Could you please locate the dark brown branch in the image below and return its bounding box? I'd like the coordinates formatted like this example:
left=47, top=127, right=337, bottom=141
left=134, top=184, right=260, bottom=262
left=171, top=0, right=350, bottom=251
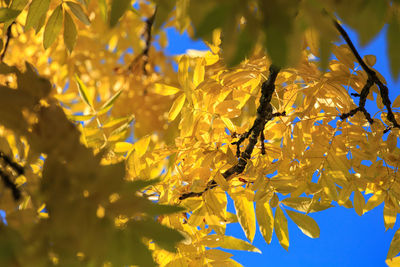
left=0, top=169, right=20, bottom=201
left=334, top=19, right=400, bottom=132
left=128, top=7, right=157, bottom=75
left=0, top=22, right=14, bottom=62
left=179, top=65, right=281, bottom=200
left=0, top=151, right=23, bottom=201
left=0, top=151, right=24, bottom=175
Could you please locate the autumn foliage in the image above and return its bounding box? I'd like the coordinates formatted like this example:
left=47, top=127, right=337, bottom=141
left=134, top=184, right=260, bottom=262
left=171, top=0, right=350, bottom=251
left=0, top=0, right=400, bottom=266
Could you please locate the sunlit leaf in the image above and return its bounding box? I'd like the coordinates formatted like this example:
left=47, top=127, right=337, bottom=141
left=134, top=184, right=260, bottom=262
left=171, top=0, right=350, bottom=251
left=134, top=135, right=151, bottom=157
left=256, top=199, right=274, bottom=244
left=99, top=89, right=123, bottom=112
left=286, top=210, right=320, bottom=238
left=232, top=189, right=256, bottom=242
left=154, top=83, right=181, bottom=96
left=168, top=94, right=186, bottom=121
left=275, top=206, right=289, bottom=251
left=75, top=75, right=93, bottom=108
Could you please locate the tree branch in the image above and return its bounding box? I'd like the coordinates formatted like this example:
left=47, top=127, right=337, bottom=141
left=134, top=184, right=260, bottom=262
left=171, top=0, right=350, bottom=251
left=0, top=22, right=14, bottom=62
left=128, top=7, right=157, bottom=75
left=334, top=19, right=400, bottom=132
left=179, top=65, right=281, bottom=200
left=0, top=151, right=23, bottom=201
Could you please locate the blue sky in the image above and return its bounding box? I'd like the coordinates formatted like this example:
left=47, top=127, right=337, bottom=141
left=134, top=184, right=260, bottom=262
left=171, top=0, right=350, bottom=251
left=161, top=25, right=400, bottom=266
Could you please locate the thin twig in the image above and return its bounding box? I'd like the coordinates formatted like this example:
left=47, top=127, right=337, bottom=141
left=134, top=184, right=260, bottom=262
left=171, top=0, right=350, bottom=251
left=334, top=19, right=400, bottom=132
left=0, top=22, right=14, bottom=62
left=0, top=151, right=23, bottom=201
left=128, top=7, right=157, bottom=75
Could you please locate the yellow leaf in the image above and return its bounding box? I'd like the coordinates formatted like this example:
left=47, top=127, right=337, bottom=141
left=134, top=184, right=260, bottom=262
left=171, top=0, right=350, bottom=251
left=205, top=249, right=233, bottom=261
left=354, top=189, right=365, bottom=216
left=256, top=199, right=274, bottom=244
left=181, top=110, right=194, bottom=137
left=203, top=235, right=261, bottom=253
left=363, top=55, right=376, bottom=67
left=178, top=55, right=189, bottom=86
left=384, top=198, right=397, bottom=230
left=281, top=197, right=312, bottom=213
left=193, top=58, right=205, bottom=87
left=114, top=142, right=133, bottom=153
left=386, top=256, right=400, bottom=266
left=322, top=175, right=338, bottom=201
left=275, top=206, right=289, bottom=251
left=393, top=94, right=400, bottom=108
left=286, top=210, right=320, bottom=238
left=215, top=100, right=241, bottom=118
left=75, top=75, right=93, bottom=108
left=338, top=184, right=353, bottom=206
left=232, top=188, right=256, bottom=242
left=168, top=94, right=186, bottom=121
left=214, top=172, right=229, bottom=191
left=221, top=117, right=236, bottom=132
left=364, top=190, right=386, bottom=213
left=204, top=189, right=227, bottom=219
left=388, top=228, right=400, bottom=259
left=154, top=83, right=181, bottom=96
left=134, top=135, right=151, bottom=157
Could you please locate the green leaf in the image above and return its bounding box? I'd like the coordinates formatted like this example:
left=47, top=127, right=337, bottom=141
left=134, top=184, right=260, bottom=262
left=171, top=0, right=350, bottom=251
left=227, top=25, right=255, bottom=67
left=153, top=0, right=175, bottom=30
left=286, top=210, right=320, bottom=238
left=75, top=75, right=93, bottom=107
left=43, top=5, right=63, bottom=49
left=388, top=13, right=400, bottom=81
left=109, top=0, right=131, bottom=27
left=66, top=1, right=90, bottom=26
left=25, top=0, right=50, bottom=31
left=129, top=219, right=184, bottom=252
left=9, top=0, right=28, bottom=11
left=63, top=11, right=77, bottom=53
left=0, top=8, right=20, bottom=23
left=195, top=4, right=229, bottom=39
left=145, top=201, right=185, bottom=216
left=99, top=89, right=123, bottom=112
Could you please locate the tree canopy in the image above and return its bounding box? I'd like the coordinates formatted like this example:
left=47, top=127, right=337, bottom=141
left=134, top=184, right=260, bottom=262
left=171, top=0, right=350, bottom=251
left=0, top=0, right=400, bottom=266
